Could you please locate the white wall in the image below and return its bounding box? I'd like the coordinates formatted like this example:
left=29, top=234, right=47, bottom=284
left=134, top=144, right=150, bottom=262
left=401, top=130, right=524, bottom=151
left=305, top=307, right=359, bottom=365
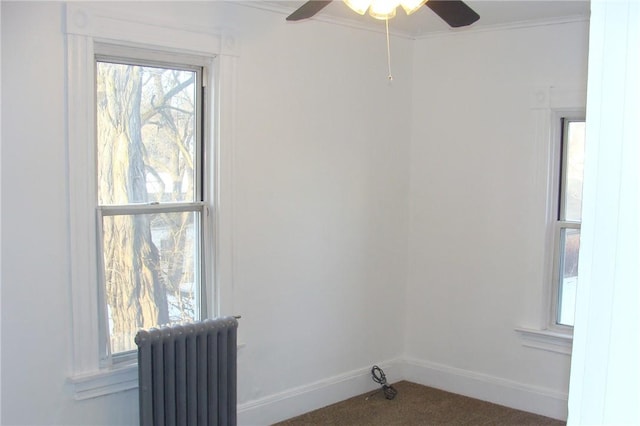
left=1, top=2, right=592, bottom=425
left=229, top=2, right=413, bottom=421
left=1, top=2, right=412, bottom=425
left=1, top=2, right=78, bottom=423
left=405, top=20, right=589, bottom=419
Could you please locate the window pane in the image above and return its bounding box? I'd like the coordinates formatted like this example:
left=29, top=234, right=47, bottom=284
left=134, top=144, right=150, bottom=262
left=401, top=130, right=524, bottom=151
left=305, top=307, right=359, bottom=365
left=557, top=228, right=580, bottom=326
left=562, top=121, right=586, bottom=222
left=102, top=211, right=201, bottom=354
left=96, top=61, right=198, bottom=205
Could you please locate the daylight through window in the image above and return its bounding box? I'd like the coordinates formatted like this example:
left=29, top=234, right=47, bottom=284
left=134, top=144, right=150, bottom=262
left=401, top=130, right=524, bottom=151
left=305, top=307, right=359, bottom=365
left=554, top=118, right=585, bottom=327
left=95, top=58, right=206, bottom=358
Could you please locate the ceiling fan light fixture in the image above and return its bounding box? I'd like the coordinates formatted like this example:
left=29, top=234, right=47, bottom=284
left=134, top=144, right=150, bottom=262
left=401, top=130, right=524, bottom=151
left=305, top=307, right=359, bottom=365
left=343, top=0, right=427, bottom=20
left=289, top=0, right=479, bottom=28
left=368, top=0, right=398, bottom=20
left=399, top=0, right=427, bottom=15
left=343, top=0, right=371, bottom=15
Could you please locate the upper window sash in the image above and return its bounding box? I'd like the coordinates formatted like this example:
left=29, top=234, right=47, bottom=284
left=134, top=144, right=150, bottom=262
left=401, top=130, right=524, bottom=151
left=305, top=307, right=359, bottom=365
left=94, top=55, right=205, bottom=208
left=94, top=55, right=205, bottom=210
left=558, top=117, right=586, bottom=223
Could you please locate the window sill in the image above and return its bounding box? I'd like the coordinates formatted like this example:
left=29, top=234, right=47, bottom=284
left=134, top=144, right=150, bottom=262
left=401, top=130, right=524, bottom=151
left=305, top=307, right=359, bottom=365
left=68, top=364, right=138, bottom=400
left=67, top=341, right=245, bottom=400
left=515, top=327, right=573, bottom=355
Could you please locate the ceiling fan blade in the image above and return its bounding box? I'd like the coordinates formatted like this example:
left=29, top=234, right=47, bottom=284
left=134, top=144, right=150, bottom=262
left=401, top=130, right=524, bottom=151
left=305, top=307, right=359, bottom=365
left=286, top=0, right=333, bottom=21
left=425, top=0, right=479, bottom=28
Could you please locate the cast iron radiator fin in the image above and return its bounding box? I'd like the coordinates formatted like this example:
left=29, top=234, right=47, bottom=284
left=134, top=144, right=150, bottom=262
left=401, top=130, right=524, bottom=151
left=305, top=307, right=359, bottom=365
left=135, top=317, right=238, bottom=426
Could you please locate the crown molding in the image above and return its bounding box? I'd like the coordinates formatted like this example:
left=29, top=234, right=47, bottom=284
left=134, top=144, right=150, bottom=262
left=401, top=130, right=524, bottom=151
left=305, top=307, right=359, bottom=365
left=237, top=2, right=588, bottom=41
left=414, top=15, right=589, bottom=40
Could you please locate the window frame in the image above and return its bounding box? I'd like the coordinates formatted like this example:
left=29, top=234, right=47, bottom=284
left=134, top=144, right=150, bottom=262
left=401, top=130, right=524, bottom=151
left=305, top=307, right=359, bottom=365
left=549, top=114, right=585, bottom=332
left=94, top=53, right=209, bottom=365
left=64, top=3, right=238, bottom=399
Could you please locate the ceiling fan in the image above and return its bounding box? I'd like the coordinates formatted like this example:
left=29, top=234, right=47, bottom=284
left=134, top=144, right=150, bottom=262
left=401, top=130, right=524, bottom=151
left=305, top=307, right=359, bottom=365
left=286, top=0, right=480, bottom=28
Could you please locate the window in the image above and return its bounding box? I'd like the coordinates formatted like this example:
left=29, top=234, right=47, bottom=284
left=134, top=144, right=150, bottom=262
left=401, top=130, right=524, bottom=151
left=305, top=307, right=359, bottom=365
left=95, top=57, right=208, bottom=362
left=65, top=3, right=237, bottom=399
left=516, top=89, right=585, bottom=353
left=551, top=117, right=586, bottom=328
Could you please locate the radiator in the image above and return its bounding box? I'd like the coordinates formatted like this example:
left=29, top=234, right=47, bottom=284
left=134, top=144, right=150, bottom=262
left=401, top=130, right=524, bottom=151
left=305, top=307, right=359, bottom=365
left=135, top=317, right=238, bottom=426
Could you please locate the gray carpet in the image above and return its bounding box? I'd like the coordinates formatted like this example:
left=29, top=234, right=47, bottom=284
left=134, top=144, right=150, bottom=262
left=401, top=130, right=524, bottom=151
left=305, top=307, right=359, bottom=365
left=274, top=381, right=565, bottom=425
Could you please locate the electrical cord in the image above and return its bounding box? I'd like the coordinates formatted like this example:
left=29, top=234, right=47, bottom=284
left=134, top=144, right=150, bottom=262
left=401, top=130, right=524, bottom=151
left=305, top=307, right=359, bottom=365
left=370, top=365, right=397, bottom=400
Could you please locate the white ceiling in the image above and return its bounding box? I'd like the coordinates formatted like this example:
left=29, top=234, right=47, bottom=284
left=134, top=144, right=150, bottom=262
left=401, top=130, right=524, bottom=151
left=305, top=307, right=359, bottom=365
left=257, top=0, right=590, bottom=38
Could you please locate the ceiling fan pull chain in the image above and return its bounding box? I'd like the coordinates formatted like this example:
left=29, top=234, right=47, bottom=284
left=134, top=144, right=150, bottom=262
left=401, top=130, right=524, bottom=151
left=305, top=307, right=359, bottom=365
left=385, top=17, right=393, bottom=82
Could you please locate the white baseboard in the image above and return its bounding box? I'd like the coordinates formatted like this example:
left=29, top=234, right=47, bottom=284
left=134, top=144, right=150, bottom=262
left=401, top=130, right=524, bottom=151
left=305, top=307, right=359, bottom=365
left=401, top=357, right=568, bottom=421
left=237, top=360, right=403, bottom=425
left=237, top=357, right=567, bottom=424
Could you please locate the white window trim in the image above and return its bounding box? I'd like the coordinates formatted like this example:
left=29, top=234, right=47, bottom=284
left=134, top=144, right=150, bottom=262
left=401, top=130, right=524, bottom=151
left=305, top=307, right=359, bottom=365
left=65, top=3, right=238, bottom=399
left=516, top=87, right=585, bottom=355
